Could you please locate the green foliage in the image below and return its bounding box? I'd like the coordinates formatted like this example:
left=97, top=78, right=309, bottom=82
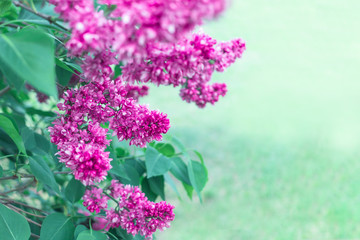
left=0, top=114, right=26, bottom=153
left=29, top=156, right=59, bottom=194
left=77, top=230, right=108, bottom=240
left=145, top=146, right=171, bottom=178
left=187, top=160, right=208, bottom=199
left=170, top=157, right=191, bottom=185
left=148, top=175, right=165, bottom=200
left=0, top=0, right=12, bottom=16
left=0, top=28, right=57, bottom=98
left=0, top=2, right=210, bottom=239
left=65, top=178, right=86, bottom=203
left=74, top=225, right=88, bottom=239
left=154, top=143, right=176, bottom=157
left=0, top=203, right=31, bottom=240
left=39, top=213, right=75, bottom=240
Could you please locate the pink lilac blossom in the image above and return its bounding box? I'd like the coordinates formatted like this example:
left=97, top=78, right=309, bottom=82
left=49, top=55, right=170, bottom=184
left=83, top=187, right=109, bottom=213
left=57, top=142, right=112, bottom=185
left=80, top=181, right=174, bottom=237
left=103, top=180, right=175, bottom=239
left=49, top=0, right=226, bottom=62
left=47, top=1, right=244, bottom=237
left=121, top=33, right=246, bottom=107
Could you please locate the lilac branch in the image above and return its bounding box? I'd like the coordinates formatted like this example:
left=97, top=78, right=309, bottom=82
left=0, top=85, right=11, bottom=97
left=0, top=179, right=35, bottom=196
left=12, top=1, right=70, bottom=32
left=0, top=197, right=48, bottom=215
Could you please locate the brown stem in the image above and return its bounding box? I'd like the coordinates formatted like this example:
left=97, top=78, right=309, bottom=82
left=6, top=203, right=46, bottom=218
left=0, top=86, right=11, bottom=97
left=0, top=171, right=71, bottom=181
left=0, top=21, right=21, bottom=29
left=31, top=233, right=40, bottom=239
left=6, top=204, right=42, bottom=227
left=0, top=179, right=35, bottom=196
left=12, top=1, right=69, bottom=32
left=0, top=197, right=48, bottom=215
left=0, top=174, right=34, bottom=181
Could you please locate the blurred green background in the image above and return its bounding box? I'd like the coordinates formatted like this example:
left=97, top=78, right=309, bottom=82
left=145, top=1, right=360, bottom=239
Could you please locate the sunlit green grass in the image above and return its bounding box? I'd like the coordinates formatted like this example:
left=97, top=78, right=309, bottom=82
left=142, top=0, right=360, bottom=239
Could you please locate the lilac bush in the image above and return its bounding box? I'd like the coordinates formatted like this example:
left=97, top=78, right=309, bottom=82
left=0, top=0, right=245, bottom=239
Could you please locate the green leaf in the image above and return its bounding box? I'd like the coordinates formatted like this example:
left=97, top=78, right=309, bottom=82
left=126, top=158, right=146, bottom=176
left=39, top=213, right=75, bottom=240
left=17, top=3, right=65, bottom=32
left=145, top=146, right=171, bottom=178
left=55, top=58, right=75, bottom=74
left=116, top=228, right=145, bottom=240
left=0, top=165, right=3, bottom=177
left=182, top=183, right=193, bottom=200
left=0, top=0, right=12, bottom=16
left=141, top=177, right=158, bottom=201
left=55, top=58, right=74, bottom=86
left=77, top=232, right=96, bottom=240
left=77, top=230, right=107, bottom=240
left=0, top=114, right=26, bottom=153
left=21, top=127, right=36, bottom=151
left=113, top=163, right=139, bottom=186
left=34, top=133, right=50, bottom=153
left=29, top=156, right=60, bottom=194
left=193, top=150, right=204, bottom=165
left=109, top=161, right=130, bottom=181
left=92, top=231, right=108, bottom=240
left=115, top=147, right=128, bottom=158
left=0, top=203, right=31, bottom=240
left=169, top=157, right=191, bottom=185
left=64, top=62, right=82, bottom=73
left=25, top=107, right=57, bottom=117
left=187, top=160, right=208, bottom=202
left=113, top=63, right=123, bottom=79
left=164, top=173, right=181, bottom=199
left=0, top=4, right=18, bottom=20
left=155, top=143, right=175, bottom=157
left=0, top=28, right=57, bottom=98
left=148, top=176, right=165, bottom=200
left=65, top=178, right=85, bottom=203
left=74, top=225, right=87, bottom=239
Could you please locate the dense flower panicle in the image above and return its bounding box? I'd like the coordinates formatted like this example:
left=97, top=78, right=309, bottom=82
left=48, top=0, right=244, bottom=237
left=79, top=181, right=175, bottom=237
left=49, top=0, right=226, bottom=61
left=142, top=201, right=175, bottom=235
left=110, top=104, right=170, bottom=147
left=121, top=33, right=246, bottom=107
left=83, top=187, right=109, bottom=213
left=180, top=82, right=227, bottom=108
left=109, top=180, right=148, bottom=208
left=49, top=0, right=109, bottom=56
left=58, top=143, right=112, bottom=185
left=102, top=180, right=175, bottom=239
left=49, top=53, right=170, bottom=184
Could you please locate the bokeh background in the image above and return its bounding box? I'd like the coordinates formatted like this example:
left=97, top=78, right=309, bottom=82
left=143, top=1, right=360, bottom=239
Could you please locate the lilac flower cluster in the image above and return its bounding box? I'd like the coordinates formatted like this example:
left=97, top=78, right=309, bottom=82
left=122, top=33, right=246, bottom=107
left=49, top=55, right=170, bottom=185
left=83, top=181, right=175, bottom=239
left=49, top=0, right=226, bottom=61
left=47, top=0, right=245, bottom=237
